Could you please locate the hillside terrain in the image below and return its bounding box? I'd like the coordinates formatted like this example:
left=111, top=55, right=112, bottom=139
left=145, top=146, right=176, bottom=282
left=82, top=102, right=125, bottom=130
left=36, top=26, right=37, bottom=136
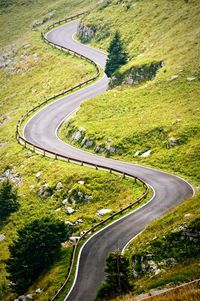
left=0, top=1, right=146, bottom=300
left=0, top=0, right=199, bottom=300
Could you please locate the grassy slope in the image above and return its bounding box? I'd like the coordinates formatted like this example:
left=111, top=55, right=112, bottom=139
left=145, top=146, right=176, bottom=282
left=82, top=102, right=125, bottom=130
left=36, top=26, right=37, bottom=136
left=60, top=0, right=200, bottom=184
left=59, top=0, right=200, bottom=298
left=109, top=193, right=200, bottom=301
left=0, top=1, right=145, bottom=300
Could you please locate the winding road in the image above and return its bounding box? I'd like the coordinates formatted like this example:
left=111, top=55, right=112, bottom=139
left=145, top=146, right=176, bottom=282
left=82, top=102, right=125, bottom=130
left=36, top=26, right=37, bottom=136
left=23, top=19, right=194, bottom=301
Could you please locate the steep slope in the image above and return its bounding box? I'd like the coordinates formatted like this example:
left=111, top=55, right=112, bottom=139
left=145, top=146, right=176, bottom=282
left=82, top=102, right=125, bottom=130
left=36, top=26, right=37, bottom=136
left=60, top=0, right=200, bottom=184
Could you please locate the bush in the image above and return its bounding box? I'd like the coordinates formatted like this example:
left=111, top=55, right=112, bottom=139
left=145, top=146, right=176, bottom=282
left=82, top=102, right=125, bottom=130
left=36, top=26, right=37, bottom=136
left=6, top=217, right=70, bottom=294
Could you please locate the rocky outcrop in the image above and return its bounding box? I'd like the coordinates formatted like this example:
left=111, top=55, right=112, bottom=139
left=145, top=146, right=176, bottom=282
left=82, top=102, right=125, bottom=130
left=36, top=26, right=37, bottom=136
left=131, top=223, right=200, bottom=279
left=0, top=169, right=21, bottom=185
left=110, top=61, right=164, bottom=88
left=77, top=22, right=95, bottom=43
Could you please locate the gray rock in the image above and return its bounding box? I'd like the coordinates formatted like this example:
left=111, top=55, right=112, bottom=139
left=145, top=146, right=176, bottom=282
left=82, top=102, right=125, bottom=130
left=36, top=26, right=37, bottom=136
left=134, top=150, right=142, bottom=157
left=35, top=171, right=41, bottom=179
left=26, top=294, right=33, bottom=300
left=187, top=77, right=196, bottom=81
left=0, top=234, right=5, bottom=241
left=56, top=182, right=63, bottom=190
left=65, top=206, right=75, bottom=214
left=0, top=169, right=21, bottom=185
left=84, top=139, right=94, bottom=148
left=78, top=22, right=94, bottom=41
left=140, top=150, right=151, bottom=158
left=168, top=137, right=176, bottom=147
left=35, top=288, right=42, bottom=294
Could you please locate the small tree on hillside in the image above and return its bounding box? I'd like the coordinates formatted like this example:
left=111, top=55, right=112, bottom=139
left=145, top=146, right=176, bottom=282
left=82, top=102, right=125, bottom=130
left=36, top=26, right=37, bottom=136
left=105, top=31, right=128, bottom=77
left=95, top=249, right=132, bottom=300
left=0, top=180, right=19, bottom=224
left=6, top=217, right=70, bottom=294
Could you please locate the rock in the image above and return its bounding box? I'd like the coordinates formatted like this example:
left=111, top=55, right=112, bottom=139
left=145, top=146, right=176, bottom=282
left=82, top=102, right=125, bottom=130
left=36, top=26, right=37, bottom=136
left=35, top=172, right=41, bottom=179
left=35, top=288, right=42, bottom=294
left=71, top=129, right=84, bottom=141
left=107, top=145, right=116, bottom=154
left=55, top=207, right=61, bottom=212
left=62, top=198, right=68, bottom=204
left=69, top=236, right=80, bottom=242
left=65, top=206, right=75, bottom=214
left=0, top=234, right=5, bottom=241
left=184, top=213, right=192, bottom=217
left=154, top=268, right=161, bottom=275
left=97, top=209, right=112, bottom=216
left=78, top=22, right=95, bottom=42
left=84, top=139, right=94, bottom=148
left=168, top=137, right=176, bottom=147
left=187, top=77, right=196, bottom=81
left=65, top=221, right=74, bottom=226
left=140, top=150, right=151, bottom=158
left=78, top=180, right=85, bottom=185
left=75, top=218, right=83, bottom=224
left=171, top=75, right=179, bottom=80
left=23, top=44, right=30, bottom=49
left=26, top=294, right=33, bottom=299
left=33, top=53, right=38, bottom=62
left=134, top=150, right=142, bottom=157
left=0, top=169, right=21, bottom=185
left=56, top=182, right=63, bottom=190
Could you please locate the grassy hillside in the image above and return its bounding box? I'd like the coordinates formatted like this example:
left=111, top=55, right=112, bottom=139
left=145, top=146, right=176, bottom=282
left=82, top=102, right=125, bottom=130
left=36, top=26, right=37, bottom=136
left=60, top=0, right=200, bottom=185
left=107, top=192, right=200, bottom=301
left=0, top=1, right=146, bottom=300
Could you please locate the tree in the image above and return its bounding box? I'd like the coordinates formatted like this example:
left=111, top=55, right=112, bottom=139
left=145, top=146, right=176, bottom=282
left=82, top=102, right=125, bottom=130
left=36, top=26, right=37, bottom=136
left=95, top=249, right=132, bottom=300
left=0, top=180, right=19, bottom=224
left=105, top=31, right=128, bottom=77
left=6, top=217, right=70, bottom=294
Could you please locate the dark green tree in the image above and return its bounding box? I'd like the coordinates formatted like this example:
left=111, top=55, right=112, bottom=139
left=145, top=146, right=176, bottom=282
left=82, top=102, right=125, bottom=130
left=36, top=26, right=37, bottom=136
left=95, top=249, right=132, bottom=300
left=0, top=180, right=19, bottom=224
left=6, top=217, right=70, bottom=294
left=105, top=31, right=128, bottom=77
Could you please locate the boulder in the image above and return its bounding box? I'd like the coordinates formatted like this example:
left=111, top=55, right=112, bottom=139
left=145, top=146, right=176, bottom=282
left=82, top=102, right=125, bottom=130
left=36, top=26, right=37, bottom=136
left=134, top=150, right=142, bottom=157
left=35, top=288, right=42, bottom=294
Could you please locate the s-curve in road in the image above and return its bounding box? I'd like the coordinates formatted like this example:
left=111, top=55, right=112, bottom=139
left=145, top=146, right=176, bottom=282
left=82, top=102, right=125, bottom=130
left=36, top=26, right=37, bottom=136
left=23, top=19, right=194, bottom=301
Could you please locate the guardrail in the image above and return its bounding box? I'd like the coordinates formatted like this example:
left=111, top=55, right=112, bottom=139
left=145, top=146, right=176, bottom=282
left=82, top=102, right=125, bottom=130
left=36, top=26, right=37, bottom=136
left=16, top=12, right=149, bottom=301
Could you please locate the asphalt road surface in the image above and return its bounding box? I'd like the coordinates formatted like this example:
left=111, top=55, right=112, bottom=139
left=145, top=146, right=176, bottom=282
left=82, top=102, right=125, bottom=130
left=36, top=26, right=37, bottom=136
left=23, top=20, right=194, bottom=301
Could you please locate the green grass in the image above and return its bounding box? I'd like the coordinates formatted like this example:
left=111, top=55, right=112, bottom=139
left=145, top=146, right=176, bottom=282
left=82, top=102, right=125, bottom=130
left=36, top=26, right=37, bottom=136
left=0, top=0, right=146, bottom=300
left=60, top=0, right=200, bottom=184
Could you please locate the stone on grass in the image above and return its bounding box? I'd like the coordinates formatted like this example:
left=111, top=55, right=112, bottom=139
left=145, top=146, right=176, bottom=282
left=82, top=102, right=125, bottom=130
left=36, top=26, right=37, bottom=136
left=35, top=288, right=42, bottom=294
left=171, top=75, right=179, bottom=80
left=26, top=294, right=33, bottom=299
left=78, top=180, right=85, bottom=185
left=140, top=150, right=151, bottom=158
left=187, top=77, right=196, bottom=81
left=0, top=234, right=5, bottom=241
left=55, top=182, right=63, bottom=190
left=97, top=209, right=112, bottom=216
left=75, top=218, right=83, bottom=225
left=134, top=150, right=141, bottom=157
left=168, top=137, right=176, bottom=147
left=35, top=172, right=41, bottom=178
left=62, top=198, right=68, bottom=204
left=65, top=206, right=75, bottom=215
left=69, top=236, right=80, bottom=243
